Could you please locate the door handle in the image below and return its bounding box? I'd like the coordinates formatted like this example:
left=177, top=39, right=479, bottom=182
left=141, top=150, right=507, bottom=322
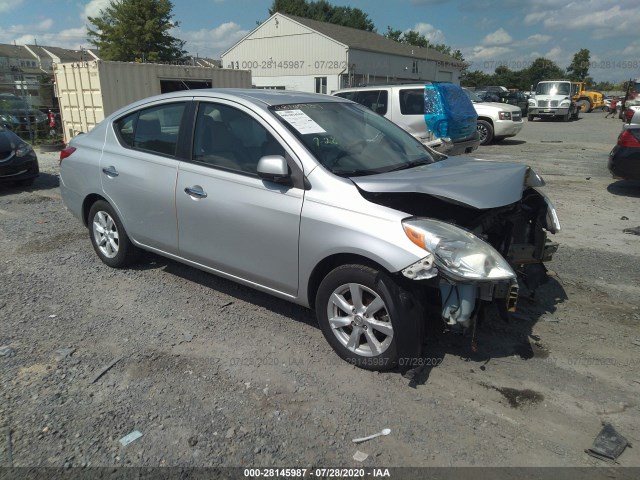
left=102, top=166, right=119, bottom=177
left=184, top=186, right=208, bottom=199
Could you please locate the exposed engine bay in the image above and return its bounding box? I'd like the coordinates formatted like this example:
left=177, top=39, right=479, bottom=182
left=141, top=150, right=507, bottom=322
left=352, top=158, right=560, bottom=333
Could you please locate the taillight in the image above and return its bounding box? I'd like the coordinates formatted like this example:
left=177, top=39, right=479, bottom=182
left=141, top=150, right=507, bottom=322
left=59, top=146, right=76, bottom=163
left=618, top=129, right=640, bottom=148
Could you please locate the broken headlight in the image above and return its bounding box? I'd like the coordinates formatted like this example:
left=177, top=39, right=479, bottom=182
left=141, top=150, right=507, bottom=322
left=402, top=218, right=516, bottom=282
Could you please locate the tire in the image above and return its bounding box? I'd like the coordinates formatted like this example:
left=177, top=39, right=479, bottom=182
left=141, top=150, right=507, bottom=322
left=476, top=120, right=494, bottom=145
left=572, top=108, right=579, bottom=120
left=315, top=264, right=423, bottom=371
left=528, top=114, right=534, bottom=121
left=562, top=113, right=570, bottom=122
left=88, top=200, right=138, bottom=268
left=576, top=100, right=590, bottom=112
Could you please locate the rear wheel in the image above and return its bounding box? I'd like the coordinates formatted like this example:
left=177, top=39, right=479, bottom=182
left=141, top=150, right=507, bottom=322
left=315, top=264, right=423, bottom=371
left=88, top=200, right=138, bottom=268
left=476, top=120, right=494, bottom=145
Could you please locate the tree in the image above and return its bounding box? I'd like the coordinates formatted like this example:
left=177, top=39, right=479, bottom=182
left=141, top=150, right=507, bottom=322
left=383, top=26, right=466, bottom=63
left=525, top=57, right=565, bottom=87
left=460, top=69, right=493, bottom=88
left=87, top=0, right=186, bottom=62
left=269, top=0, right=375, bottom=31
left=566, top=48, right=590, bottom=81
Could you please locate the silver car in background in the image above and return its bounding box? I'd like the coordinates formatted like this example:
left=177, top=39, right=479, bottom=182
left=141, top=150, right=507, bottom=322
left=59, top=89, right=560, bottom=371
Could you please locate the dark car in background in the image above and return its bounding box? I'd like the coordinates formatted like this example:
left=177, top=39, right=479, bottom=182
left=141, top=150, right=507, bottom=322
left=501, top=91, right=529, bottom=115
left=0, top=125, right=39, bottom=186
left=608, top=124, right=640, bottom=181
left=0, top=93, right=48, bottom=137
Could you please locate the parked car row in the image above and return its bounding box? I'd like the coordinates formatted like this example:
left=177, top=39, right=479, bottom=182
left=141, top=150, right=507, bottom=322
left=58, top=88, right=560, bottom=371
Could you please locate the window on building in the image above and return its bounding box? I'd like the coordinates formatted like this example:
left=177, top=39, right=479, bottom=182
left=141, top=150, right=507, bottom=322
left=412, top=60, right=419, bottom=74
left=315, top=77, right=327, bottom=94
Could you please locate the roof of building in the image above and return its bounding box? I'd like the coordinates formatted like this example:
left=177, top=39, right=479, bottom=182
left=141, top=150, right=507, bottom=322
left=278, top=13, right=464, bottom=67
left=0, top=43, right=99, bottom=64
left=28, top=45, right=97, bottom=63
left=0, top=44, right=32, bottom=59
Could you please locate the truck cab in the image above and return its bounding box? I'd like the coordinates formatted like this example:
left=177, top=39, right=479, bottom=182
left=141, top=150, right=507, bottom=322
left=528, top=80, right=579, bottom=121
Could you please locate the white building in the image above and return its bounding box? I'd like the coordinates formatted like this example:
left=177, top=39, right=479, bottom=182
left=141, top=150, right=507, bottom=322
left=221, top=13, right=465, bottom=93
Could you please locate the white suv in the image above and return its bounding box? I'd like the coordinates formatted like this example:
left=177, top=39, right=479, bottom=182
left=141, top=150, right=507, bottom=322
left=463, top=88, right=524, bottom=145
left=333, top=83, right=480, bottom=155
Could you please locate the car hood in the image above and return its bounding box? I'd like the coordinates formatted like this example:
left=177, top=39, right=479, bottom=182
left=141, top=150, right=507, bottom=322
left=350, top=156, right=538, bottom=209
left=473, top=102, right=522, bottom=113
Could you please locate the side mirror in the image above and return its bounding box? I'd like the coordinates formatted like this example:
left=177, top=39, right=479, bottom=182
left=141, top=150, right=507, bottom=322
left=256, top=155, right=291, bottom=183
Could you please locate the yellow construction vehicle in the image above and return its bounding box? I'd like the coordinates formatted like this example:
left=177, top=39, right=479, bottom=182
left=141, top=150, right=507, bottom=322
left=571, top=82, right=604, bottom=112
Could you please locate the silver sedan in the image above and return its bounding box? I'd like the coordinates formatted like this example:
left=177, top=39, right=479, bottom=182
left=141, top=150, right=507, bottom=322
left=59, top=89, right=560, bottom=371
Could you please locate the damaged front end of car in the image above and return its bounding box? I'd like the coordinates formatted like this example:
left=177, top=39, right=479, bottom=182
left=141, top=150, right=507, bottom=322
left=353, top=157, right=560, bottom=333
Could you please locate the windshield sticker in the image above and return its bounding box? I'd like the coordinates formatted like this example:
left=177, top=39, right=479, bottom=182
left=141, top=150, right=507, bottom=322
left=275, top=109, right=326, bottom=134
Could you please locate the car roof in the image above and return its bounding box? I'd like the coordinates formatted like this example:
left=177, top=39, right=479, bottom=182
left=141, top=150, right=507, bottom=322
left=334, top=84, right=432, bottom=93
left=142, top=88, right=346, bottom=107
left=107, top=88, right=350, bottom=119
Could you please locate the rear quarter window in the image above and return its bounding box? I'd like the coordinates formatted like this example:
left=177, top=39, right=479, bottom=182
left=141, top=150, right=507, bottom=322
left=399, top=89, right=425, bottom=115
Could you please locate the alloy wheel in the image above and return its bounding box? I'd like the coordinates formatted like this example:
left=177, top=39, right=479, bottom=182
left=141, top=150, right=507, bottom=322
left=92, top=210, right=120, bottom=258
left=326, top=282, right=393, bottom=357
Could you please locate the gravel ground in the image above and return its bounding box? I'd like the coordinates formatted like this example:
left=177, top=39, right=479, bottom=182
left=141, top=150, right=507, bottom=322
left=1, top=111, right=639, bottom=472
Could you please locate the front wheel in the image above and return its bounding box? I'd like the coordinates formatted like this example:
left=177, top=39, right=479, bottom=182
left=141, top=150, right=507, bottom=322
left=315, top=265, right=423, bottom=371
left=477, top=120, right=494, bottom=145
left=88, top=200, right=138, bottom=268
left=528, top=114, right=534, bottom=121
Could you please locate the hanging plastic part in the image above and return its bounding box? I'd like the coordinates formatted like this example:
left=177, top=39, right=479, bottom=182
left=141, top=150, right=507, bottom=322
left=440, top=282, right=477, bottom=328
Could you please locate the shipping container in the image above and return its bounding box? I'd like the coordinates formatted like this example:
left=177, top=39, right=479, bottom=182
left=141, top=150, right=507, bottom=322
left=54, top=60, right=251, bottom=142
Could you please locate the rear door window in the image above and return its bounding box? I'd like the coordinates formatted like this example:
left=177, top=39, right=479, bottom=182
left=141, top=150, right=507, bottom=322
left=399, top=89, right=425, bottom=115
left=354, top=90, right=388, bottom=115
left=115, top=103, right=186, bottom=156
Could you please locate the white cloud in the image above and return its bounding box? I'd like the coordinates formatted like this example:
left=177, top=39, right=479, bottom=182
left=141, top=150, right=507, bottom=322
left=37, top=19, right=54, bottom=31
left=179, top=22, right=249, bottom=58
left=544, top=47, right=563, bottom=62
left=6, top=26, right=89, bottom=50
left=82, top=0, right=111, bottom=21
left=0, top=0, right=23, bottom=13
left=468, top=45, right=512, bottom=61
left=526, top=34, right=551, bottom=44
left=408, top=22, right=445, bottom=44
left=482, top=28, right=512, bottom=46
left=524, top=12, right=546, bottom=25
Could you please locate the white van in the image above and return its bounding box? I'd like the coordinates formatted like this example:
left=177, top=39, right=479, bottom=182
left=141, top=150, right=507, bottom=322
left=333, top=83, right=479, bottom=155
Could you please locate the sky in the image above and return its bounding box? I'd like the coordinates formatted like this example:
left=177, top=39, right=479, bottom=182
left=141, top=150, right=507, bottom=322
left=1, top=0, right=638, bottom=84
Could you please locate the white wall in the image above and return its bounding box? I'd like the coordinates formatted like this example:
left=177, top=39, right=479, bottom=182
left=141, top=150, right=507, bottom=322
left=252, top=74, right=340, bottom=94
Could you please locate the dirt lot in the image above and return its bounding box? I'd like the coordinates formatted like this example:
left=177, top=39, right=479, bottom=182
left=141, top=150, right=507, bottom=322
left=1, top=111, right=639, bottom=473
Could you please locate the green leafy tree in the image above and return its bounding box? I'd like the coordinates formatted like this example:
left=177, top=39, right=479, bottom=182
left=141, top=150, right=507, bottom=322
left=566, top=48, right=590, bottom=81
left=460, top=69, right=493, bottom=87
left=87, top=0, right=186, bottom=62
left=525, top=57, right=565, bottom=87
left=269, top=0, right=375, bottom=31
left=383, top=26, right=465, bottom=63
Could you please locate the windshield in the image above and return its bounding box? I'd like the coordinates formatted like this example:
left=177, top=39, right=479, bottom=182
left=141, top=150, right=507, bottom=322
left=535, top=82, right=571, bottom=96
left=270, top=102, right=434, bottom=176
left=462, top=88, right=482, bottom=102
